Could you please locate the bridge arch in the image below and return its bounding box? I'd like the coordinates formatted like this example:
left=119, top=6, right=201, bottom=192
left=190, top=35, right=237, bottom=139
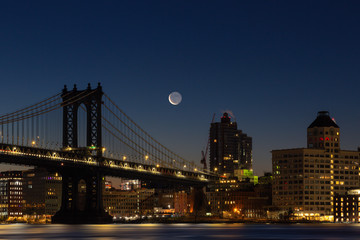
left=62, top=83, right=103, bottom=157
left=77, top=179, right=86, bottom=211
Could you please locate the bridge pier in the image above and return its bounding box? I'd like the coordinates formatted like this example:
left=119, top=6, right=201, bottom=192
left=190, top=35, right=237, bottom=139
left=52, top=169, right=112, bottom=224
left=191, top=186, right=209, bottom=221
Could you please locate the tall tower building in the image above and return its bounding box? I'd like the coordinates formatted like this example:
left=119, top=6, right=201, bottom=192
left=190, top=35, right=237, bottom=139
left=272, top=111, right=359, bottom=221
left=0, top=171, right=23, bottom=220
left=209, top=112, right=252, bottom=176
left=23, top=168, right=62, bottom=218
left=307, top=111, right=340, bottom=151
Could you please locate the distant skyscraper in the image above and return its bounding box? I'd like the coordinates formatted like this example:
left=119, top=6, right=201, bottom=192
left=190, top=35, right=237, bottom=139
left=209, top=112, right=252, bottom=176
left=23, top=168, right=62, bottom=218
left=103, top=188, right=155, bottom=218
left=333, top=189, right=360, bottom=223
left=0, top=171, right=23, bottom=220
left=272, top=111, right=360, bottom=221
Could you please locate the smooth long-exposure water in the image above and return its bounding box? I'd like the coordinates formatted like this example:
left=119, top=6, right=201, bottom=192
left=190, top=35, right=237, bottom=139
left=0, top=223, right=358, bottom=240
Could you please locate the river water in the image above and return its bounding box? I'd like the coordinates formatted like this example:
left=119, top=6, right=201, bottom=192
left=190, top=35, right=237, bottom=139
left=0, top=223, right=358, bottom=239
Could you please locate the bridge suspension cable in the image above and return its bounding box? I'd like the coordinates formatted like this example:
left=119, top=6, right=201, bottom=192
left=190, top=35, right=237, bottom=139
left=77, top=102, right=178, bottom=169
left=0, top=89, right=97, bottom=125
left=101, top=115, right=176, bottom=169
left=0, top=93, right=61, bottom=121
left=101, top=94, right=204, bottom=173
left=0, top=89, right=97, bottom=149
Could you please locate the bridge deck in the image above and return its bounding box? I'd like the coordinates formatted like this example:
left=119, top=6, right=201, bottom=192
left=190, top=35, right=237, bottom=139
left=0, top=143, right=219, bottom=187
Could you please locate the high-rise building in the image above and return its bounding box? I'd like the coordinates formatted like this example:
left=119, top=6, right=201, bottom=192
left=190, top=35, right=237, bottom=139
left=206, top=179, right=268, bottom=218
left=22, top=168, right=62, bottom=219
left=0, top=171, right=23, bottom=220
left=174, top=190, right=190, bottom=215
left=333, top=189, right=360, bottom=223
left=209, top=112, right=252, bottom=176
left=234, top=169, right=258, bottom=184
left=118, top=178, right=141, bottom=190
left=272, top=111, right=360, bottom=221
left=103, top=188, right=155, bottom=218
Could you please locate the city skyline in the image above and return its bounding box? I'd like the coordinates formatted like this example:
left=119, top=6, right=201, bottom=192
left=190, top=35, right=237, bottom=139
left=1, top=1, right=360, bottom=175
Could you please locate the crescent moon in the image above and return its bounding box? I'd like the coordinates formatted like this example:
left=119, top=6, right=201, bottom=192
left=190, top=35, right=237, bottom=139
left=169, top=92, right=182, bottom=105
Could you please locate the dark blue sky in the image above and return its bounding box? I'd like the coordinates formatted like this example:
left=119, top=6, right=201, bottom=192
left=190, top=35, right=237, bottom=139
left=1, top=1, right=360, bottom=174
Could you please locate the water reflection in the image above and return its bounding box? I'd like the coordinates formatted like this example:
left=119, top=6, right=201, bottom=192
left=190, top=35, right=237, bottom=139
left=0, top=223, right=360, bottom=239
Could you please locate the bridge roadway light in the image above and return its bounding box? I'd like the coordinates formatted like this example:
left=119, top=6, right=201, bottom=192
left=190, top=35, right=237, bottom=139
left=31, top=140, right=36, bottom=146
left=123, top=156, right=127, bottom=161
left=145, top=155, right=149, bottom=160
left=177, top=171, right=185, bottom=178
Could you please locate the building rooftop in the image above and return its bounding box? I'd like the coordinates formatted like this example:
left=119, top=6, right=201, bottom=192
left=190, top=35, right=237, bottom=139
left=221, top=112, right=231, bottom=124
left=308, top=111, right=339, bottom=128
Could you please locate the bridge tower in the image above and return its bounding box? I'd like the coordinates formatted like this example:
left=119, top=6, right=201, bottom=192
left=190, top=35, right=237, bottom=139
left=52, top=83, right=112, bottom=224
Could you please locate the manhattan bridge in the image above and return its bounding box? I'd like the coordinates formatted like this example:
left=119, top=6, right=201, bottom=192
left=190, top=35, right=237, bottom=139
left=0, top=83, right=219, bottom=223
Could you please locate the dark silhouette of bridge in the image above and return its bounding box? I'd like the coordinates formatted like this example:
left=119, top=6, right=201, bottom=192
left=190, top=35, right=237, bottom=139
left=0, top=83, right=218, bottom=223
